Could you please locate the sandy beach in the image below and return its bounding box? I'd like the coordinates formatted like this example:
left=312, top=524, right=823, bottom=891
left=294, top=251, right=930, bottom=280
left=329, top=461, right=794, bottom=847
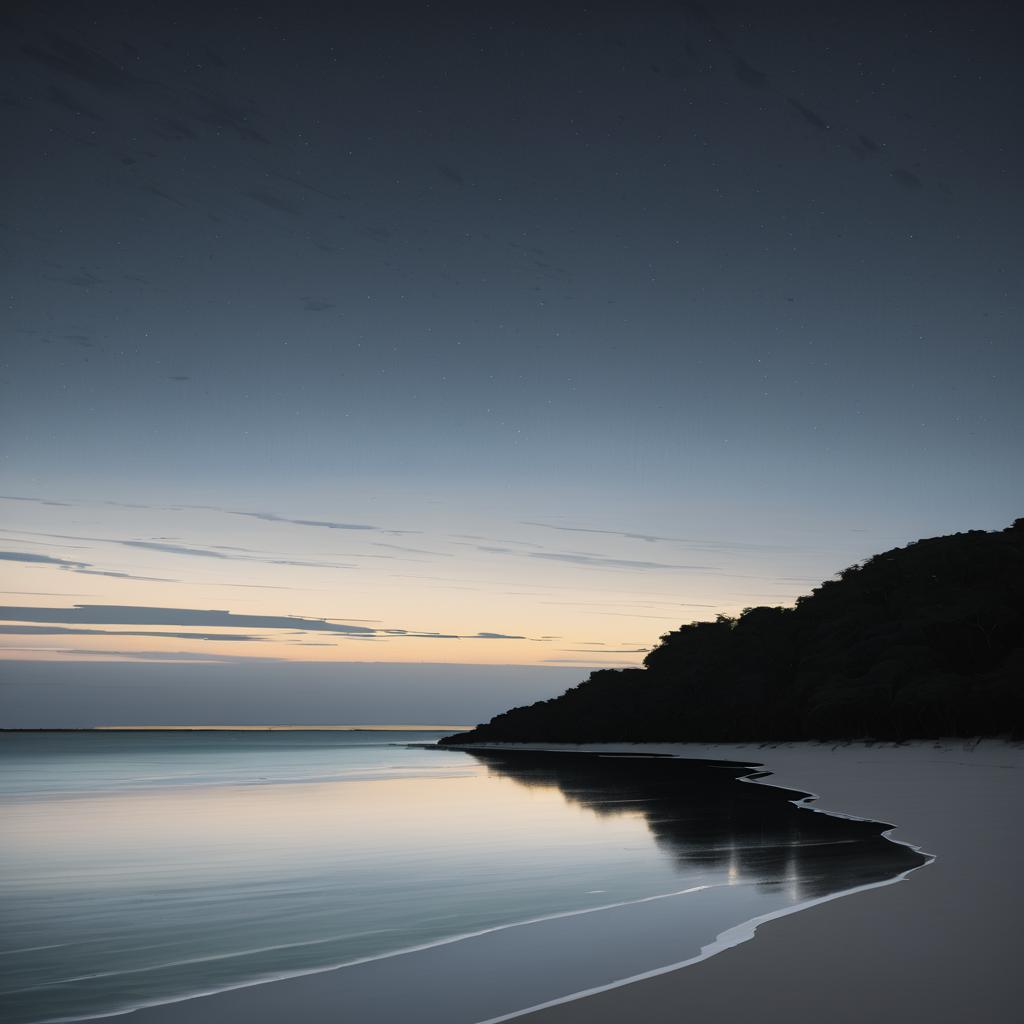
left=507, top=739, right=1023, bottom=1024
left=94, top=738, right=1024, bottom=1024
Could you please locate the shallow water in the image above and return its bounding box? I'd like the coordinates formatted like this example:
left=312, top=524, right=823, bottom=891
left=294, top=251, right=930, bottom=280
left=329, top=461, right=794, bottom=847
left=0, top=732, right=925, bottom=1024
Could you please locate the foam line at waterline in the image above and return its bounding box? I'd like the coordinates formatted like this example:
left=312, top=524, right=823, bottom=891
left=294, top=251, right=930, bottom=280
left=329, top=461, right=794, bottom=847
left=54, top=885, right=719, bottom=1023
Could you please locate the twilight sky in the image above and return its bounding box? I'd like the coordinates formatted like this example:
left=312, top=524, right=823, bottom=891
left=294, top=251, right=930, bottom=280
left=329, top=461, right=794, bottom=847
left=1, top=1, right=1021, bottom=722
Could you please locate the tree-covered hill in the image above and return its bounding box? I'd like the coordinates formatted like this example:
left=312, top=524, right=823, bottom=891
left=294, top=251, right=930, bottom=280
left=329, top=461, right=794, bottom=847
left=441, top=520, right=1024, bottom=744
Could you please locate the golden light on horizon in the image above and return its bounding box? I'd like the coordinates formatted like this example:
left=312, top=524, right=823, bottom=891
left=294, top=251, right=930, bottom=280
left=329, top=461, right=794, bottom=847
left=0, top=492, right=815, bottom=676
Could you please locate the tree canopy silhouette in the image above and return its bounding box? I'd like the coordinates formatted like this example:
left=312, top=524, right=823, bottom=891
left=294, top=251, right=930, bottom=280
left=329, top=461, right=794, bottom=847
left=441, top=520, right=1024, bottom=744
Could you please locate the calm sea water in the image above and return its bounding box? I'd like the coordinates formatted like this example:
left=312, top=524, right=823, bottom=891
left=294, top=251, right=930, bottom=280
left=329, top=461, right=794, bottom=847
left=0, top=732, right=925, bottom=1024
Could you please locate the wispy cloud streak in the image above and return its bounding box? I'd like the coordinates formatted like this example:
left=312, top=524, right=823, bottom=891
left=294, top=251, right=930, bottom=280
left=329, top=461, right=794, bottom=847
left=0, top=625, right=263, bottom=641
left=0, top=605, right=542, bottom=642
left=528, top=552, right=717, bottom=572
left=0, top=550, right=177, bottom=583
left=522, top=521, right=789, bottom=552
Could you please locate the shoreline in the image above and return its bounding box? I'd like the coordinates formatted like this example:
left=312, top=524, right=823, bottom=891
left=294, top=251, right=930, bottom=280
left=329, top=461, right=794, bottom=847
left=500, top=738, right=1023, bottom=1024
left=64, top=739, right=990, bottom=1024
left=444, top=740, right=938, bottom=1023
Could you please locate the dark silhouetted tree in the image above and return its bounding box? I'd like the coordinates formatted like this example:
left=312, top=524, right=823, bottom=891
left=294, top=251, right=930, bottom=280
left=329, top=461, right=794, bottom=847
left=441, top=519, right=1024, bottom=744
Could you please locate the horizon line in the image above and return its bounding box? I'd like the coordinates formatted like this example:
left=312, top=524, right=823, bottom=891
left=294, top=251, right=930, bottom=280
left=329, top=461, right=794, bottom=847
left=2, top=724, right=473, bottom=732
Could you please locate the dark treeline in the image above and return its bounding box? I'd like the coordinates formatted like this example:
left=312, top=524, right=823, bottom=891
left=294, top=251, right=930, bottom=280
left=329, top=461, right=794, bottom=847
left=442, top=520, right=1024, bottom=744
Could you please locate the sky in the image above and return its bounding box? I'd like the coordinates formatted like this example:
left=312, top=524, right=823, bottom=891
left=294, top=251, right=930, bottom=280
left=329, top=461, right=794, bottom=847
left=1, top=1, right=1021, bottom=723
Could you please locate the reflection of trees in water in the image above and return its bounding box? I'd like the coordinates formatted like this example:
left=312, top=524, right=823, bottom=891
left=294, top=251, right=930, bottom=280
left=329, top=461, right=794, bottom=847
left=467, top=750, right=925, bottom=901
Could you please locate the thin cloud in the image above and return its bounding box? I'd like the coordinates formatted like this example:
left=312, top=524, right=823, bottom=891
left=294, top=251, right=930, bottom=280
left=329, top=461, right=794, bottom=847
left=537, top=599, right=717, bottom=609
left=0, top=605, right=377, bottom=634
left=449, top=534, right=545, bottom=550
left=0, top=625, right=264, bottom=641
left=522, top=521, right=786, bottom=551
left=0, top=591, right=99, bottom=597
left=0, top=494, right=412, bottom=536
left=73, top=568, right=179, bottom=582
left=592, top=611, right=697, bottom=620
left=0, top=494, right=73, bottom=507
left=890, top=167, right=924, bottom=189
left=677, top=7, right=929, bottom=199
left=187, top=506, right=416, bottom=538
left=118, top=540, right=232, bottom=558
left=215, top=509, right=378, bottom=531
left=0, top=605, right=542, bottom=641
left=528, top=552, right=716, bottom=572
left=265, top=558, right=357, bottom=569
left=3, top=648, right=287, bottom=663
left=428, top=538, right=717, bottom=572
left=179, top=506, right=413, bottom=537
left=1, top=551, right=83, bottom=567
left=0, top=550, right=177, bottom=583
left=372, top=542, right=452, bottom=557
left=3, top=534, right=358, bottom=572
left=522, top=521, right=680, bottom=544
left=788, top=97, right=830, bottom=130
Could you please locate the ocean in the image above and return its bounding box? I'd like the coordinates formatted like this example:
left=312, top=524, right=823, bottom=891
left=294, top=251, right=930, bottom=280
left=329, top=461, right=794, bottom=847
left=0, top=731, right=925, bottom=1024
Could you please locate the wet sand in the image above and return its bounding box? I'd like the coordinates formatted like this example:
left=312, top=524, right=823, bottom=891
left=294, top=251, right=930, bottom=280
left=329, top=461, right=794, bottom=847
left=509, top=739, right=1023, bottom=1024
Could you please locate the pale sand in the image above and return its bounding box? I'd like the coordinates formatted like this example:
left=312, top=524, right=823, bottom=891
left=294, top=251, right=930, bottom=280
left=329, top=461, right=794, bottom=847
left=501, top=739, right=1023, bottom=1024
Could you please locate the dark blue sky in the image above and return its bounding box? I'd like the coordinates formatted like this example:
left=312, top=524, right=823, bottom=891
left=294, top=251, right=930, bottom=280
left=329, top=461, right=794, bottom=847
left=1, top=1, right=1021, bottom=721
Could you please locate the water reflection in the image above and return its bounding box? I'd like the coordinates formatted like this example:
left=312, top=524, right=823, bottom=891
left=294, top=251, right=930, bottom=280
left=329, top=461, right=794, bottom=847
left=465, top=750, right=926, bottom=900
left=2, top=736, right=928, bottom=1024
